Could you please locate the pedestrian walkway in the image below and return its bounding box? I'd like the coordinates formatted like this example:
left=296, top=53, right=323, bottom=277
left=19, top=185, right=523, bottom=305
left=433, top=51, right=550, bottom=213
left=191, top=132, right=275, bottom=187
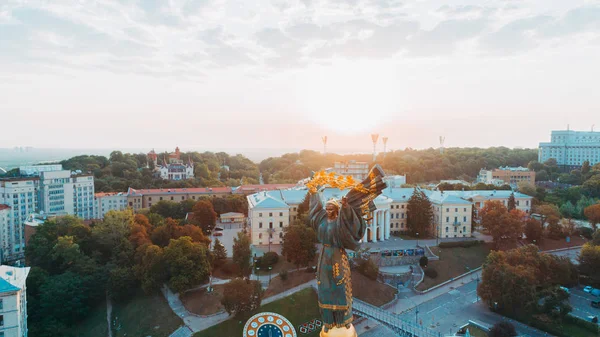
left=169, top=326, right=193, bottom=337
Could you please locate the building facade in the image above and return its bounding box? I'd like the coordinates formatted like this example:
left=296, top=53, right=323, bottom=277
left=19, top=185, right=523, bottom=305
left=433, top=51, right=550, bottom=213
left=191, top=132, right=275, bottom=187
left=18, top=165, right=63, bottom=176
left=247, top=192, right=290, bottom=246
left=126, top=187, right=232, bottom=211
left=477, top=167, right=535, bottom=187
left=329, top=161, right=369, bottom=180
left=539, top=130, right=600, bottom=168
left=426, top=191, right=473, bottom=239
left=38, top=171, right=95, bottom=220
left=0, top=265, right=30, bottom=337
left=148, top=148, right=194, bottom=181
left=0, top=206, right=10, bottom=264
left=94, top=192, right=128, bottom=219
left=0, top=180, right=37, bottom=262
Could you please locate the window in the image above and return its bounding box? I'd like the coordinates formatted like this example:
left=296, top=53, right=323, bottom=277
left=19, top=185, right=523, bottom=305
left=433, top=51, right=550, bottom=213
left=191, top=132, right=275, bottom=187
left=0, top=299, right=2, bottom=310
left=170, top=196, right=174, bottom=200
left=269, top=212, right=273, bottom=217
left=0, top=315, right=3, bottom=327
left=279, top=232, right=283, bottom=238
left=446, top=208, right=449, bottom=212
left=463, top=226, right=466, bottom=233
left=454, top=216, right=458, bottom=223
left=182, top=196, right=185, bottom=200
left=160, top=197, right=163, bottom=200
left=148, top=197, right=152, bottom=201
left=464, top=208, right=467, bottom=212
left=279, top=212, right=283, bottom=216
left=259, top=233, right=262, bottom=238
left=401, top=205, right=405, bottom=209
left=259, top=222, right=263, bottom=228
left=396, top=213, right=399, bottom=219
left=192, top=196, right=196, bottom=199
left=454, top=227, right=457, bottom=232
left=455, top=208, right=458, bottom=212
left=401, top=213, right=404, bottom=219
left=445, top=226, right=448, bottom=232
left=279, top=222, right=283, bottom=228
left=293, top=207, right=297, bottom=211
left=463, top=216, right=467, bottom=222
left=259, top=213, right=263, bottom=217
left=517, top=200, right=520, bottom=206
left=269, top=222, right=273, bottom=229
left=445, top=216, right=449, bottom=222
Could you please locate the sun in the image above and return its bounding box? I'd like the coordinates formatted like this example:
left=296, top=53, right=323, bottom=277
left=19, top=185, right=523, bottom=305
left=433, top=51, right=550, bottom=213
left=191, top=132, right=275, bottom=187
left=297, top=61, right=398, bottom=134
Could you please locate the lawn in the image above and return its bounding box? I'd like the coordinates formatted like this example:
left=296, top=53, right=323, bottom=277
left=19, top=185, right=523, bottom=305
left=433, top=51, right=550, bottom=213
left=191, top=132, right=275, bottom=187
left=194, top=287, right=322, bottom=337
left=351, top=270, right=397, bottom=306
left=416, top=243, right=491, bottom=291
left=536, top=236, right=588, bottom=251
left=264, top=269, right=316, bottom=297
left=181, top=285, right=226, bottom=315
left=112, top=291, right=183, bottom=337
left=68, top=300, right=108, bottom=337
left=255, top=256, right=318, bottom=276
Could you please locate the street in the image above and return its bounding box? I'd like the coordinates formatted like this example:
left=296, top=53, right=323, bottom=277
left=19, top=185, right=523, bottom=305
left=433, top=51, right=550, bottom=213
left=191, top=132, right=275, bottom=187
left=569, top=288, right=600, bottom=322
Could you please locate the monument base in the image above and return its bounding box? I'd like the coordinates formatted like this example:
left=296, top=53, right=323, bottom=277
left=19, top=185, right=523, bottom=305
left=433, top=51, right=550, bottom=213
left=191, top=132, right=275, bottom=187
left=320, top=324, right=357, bottom=337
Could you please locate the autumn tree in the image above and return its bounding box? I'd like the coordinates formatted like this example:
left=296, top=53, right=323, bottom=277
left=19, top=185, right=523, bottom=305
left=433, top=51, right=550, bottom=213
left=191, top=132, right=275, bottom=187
left=578, top=243, right=600, bottom=286
left=517, top=181, right=537, bottom=197
left=192, top=200, right=217, bottom=232
left=489, top=321, right=517, bottom=337
left=507, top=193, right=516, bottom=211
left=546, top=215, right=563, bottom=239
left=406, top=188, right=433, bottom=236
left=480, top=201, right=524, bottom=247
left=524, top=218, right=543, bottom=243
left=134, top=244, right=166, bottom=294
left=584, top=203, right=600, bottom=230
left=163, top=237, right=211, bottom=293
left=233, top=231, right=252, bottom=277
left=281, top=224, right=317, bottom=269
left=221, top=278, right=263, bottom=316
left=534, top=204, right=561, bottom=225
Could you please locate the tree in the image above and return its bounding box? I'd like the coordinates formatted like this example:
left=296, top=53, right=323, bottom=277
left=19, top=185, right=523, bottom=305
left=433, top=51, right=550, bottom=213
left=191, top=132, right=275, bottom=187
left=479, top=201, right=524, bottom=247
left=233, top=232, right=252, bottom=277
left=134, top=244, right=167, bottom=294
left=524, top=218, right=543, bottom=243
left=559, top=201, right=577, bottom=218
left=221, top=278, right=263, bottom=316
left=281, top=224, right=317, bottom=269
left=489, top=321, right=517, bottom=337
left=406, top=188, right=433, bottom=236
left=163, top=237, right=211, bottom=293
left=592, top=230, right=600, bottom=246
left=212, top=238, right=228, bottom=266
left=584, top=203, right=600, bottom=230
left=546, top=216, right=564, bottom=239
left=534, top=204, right=561, bottom=225
left=192, top=200, right=217, bottom=232
left=419, top=256, right=428, bottom=267
left=507, top=193, right=516, bottom=211
left=582, top=160, right=591, bottom=175
left=517, top=182, right=537, bottom=197
left=578, top=243, right=600, bottom=285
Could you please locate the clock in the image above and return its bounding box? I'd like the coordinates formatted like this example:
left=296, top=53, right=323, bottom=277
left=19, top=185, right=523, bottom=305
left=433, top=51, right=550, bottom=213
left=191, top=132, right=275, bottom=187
left=243, top=312, right=296, bottom=337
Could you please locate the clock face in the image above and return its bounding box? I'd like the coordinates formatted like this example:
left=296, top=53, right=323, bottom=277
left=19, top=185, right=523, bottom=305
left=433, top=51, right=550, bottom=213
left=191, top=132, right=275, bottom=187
left=243, top=312, right=296, bottom=337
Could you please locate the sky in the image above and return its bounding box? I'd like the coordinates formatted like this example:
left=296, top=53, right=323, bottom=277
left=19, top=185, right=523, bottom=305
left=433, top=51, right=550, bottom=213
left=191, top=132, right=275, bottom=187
left=1, top=0, right=600, bottom=153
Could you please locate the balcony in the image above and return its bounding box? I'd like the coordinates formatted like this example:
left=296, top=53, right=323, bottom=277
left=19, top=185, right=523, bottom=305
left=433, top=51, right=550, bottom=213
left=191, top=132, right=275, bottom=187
left=452, top=221, right=462, bottom=226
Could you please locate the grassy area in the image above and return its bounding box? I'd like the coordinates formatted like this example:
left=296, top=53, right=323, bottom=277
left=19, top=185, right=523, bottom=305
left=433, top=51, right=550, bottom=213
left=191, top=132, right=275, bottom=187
left=255, top=256, right=318, bottom=276
left=264, top=269, right=316, bottom=297
left=536, top=236, right=588, bottom=251
left=462, top=325, right=488, bottom=337
left=112, top=292, right=183, bottom=337
left=352, top=270, right=397, bottom=306
left=181, top=285, right=226, bottom=315
left=68, top=300, right=108, bottom=337
left=194, top=287, right=321, bottom=337
left=505, top=313, right=599, bottom=337
left=416, top=243, right=491, bottom=291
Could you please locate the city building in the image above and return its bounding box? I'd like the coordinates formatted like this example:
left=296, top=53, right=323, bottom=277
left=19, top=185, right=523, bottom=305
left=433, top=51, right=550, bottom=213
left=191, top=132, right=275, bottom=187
left=425, top=191, right=473, bottom=239
left=38, top=170, right=95, bottom=220
left=22, top=214, right=46, bottom=248
left=328, top=161, right=370, bottom=180
left=94, top=192, right=128, bottom=219
left=477, top=167, right=535, bottom=187
left=219, top=212, right=245, bottom=223
left=539, top=129, right=600, bottom=168
left=383, top=175, right=407, bottom=187
left=148, top=148, right=194, bottom=181
left=247, top=191, right=290, bottom=246
left=0, top=179, right=37, bottom=262
left=126, top=187, right=232, bottom=211
left=232, top=184, right=297, bottom=196
left=0, top=265, right=30, bottom=337
left=442, top=190, right=533, bottom=215
left=381, top=188, right=412, bottom=234
left=0, top=205, right=10, bottom=264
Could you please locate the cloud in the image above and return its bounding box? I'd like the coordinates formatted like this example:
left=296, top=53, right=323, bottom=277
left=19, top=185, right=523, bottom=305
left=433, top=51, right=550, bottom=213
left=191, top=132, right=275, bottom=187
left=479, top=15, right=552, bottom=54
left=407, top=19, right=489, bottom=56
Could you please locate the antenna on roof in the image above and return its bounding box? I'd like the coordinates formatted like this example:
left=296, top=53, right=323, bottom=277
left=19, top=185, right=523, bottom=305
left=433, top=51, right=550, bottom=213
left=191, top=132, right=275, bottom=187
left=371, top=134, right=379, bottom=162
left=382, top=137, right=388, bottom=158
left=567, top=124, right=570, bottom=131
left=322, top=136, right=327, bottom=155
left=592, top=124, right=595, bottom=132
left=439, top=136, right=446, bottom=154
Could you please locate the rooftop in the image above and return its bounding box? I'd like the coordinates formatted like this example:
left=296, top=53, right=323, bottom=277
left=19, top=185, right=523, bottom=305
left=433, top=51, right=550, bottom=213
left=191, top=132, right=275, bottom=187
left=220, top=212, right=245, bottom=217
left=127, top=186, right=232, bottom=196
left=423, top=190, right=473, bottom=205
left=248, top=192, right=290, bottom=209
left=233, top=184, right=297, bottom=194
left=0, top=204, right=11, bottom=211
left=0, top=265, right=30, bottom=293
left=95, top=192, right=126, bottom=198
left=268, top=189, right=308, bottom=205
left=494, top=166, right=530, bottom=172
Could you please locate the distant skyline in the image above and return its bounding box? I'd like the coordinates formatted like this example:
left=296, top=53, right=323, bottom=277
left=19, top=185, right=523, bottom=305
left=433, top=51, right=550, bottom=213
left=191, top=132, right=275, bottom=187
left=1, top=0, right=599, bottom=150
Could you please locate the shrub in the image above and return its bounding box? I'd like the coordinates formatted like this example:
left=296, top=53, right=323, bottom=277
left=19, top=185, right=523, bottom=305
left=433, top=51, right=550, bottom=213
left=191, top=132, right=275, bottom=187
left=255, top=252, right=279, bottom=269
left=424, top=268, right=438, bottom=279
left=221, top=278, right=263, bottom=316
left=220, top=260, right=240, bottom=276
left=564, top=314, right=600, bottom=334
left=577, top=227, right=595, bottom=239
left=439, top=240, right=481, bottom=248
left=419, top=256, right=428, bottom=267
left=279, top=270, right=288, bottom=281
left=489, top=321, right=517, bottom=337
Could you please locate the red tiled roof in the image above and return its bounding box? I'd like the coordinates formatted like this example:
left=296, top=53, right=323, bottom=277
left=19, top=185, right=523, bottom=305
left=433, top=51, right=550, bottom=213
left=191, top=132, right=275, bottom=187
left=128, top=187, right=232, bottom=196
left=95, top=192, right=125, bottom=198
left=0, top=204, right=11, bottom=210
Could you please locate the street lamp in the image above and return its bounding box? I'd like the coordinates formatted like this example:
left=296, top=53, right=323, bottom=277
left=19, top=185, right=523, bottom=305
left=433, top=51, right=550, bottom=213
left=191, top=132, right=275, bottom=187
left=416, top=232, right=419, bottom=247
left=268, top=266, right=273, bottom=284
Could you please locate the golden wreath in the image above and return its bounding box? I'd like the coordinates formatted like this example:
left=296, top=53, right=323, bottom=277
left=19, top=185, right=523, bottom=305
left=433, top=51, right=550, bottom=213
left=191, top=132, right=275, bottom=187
left=306, top=171, right=369, bottom=194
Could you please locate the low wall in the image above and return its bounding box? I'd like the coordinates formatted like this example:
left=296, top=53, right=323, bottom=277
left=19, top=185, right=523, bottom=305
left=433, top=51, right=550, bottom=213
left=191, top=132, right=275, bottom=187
left=415, top=266, right=482, bottom=294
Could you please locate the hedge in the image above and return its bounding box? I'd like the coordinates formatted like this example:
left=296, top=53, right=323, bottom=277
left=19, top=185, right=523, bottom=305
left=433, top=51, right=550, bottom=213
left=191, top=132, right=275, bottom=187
left=438, top=240, right=484, bottom=248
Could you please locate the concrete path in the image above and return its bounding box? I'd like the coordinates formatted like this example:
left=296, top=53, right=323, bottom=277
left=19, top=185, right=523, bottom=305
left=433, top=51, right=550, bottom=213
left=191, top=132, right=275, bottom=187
left=106, top=292, right=113, bottom=337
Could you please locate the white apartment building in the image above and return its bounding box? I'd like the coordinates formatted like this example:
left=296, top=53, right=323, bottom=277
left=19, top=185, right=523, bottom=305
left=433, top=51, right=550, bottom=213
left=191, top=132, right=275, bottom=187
left=94, top=192, right=127, bottom=219
left=539, top=129, right=600, bottom=168
left=329, top=161, right=370, bottom=180
left=426, top=191, right=473, bottom=239
left=0, top=206, right=10, bottom=264
left=0, top=180, right=37, bottom=262
left=0, top=265, right=30, bottom=337
left=18, top=165, right=63, bottom=176
left=384, top=175, right=407, bottom=188
left=247, top=192, right=290, bottom=246
left=38, top=171, right=95, bottom=220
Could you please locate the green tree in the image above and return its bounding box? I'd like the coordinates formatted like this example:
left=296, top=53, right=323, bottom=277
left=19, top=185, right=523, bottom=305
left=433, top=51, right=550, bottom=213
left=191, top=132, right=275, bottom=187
left=406, top=188, right=433, bottom=236
left=559, top=201, right=577, bottom=218
left=233, top=232, right=252, bottom=277
left=212, top=238, right=228, bottom=266
left=163, top=236, right=211, bottom=293
left=507, top=193, right=516, bottom=211
left=134, top=244, right=167, bottom=294
left=582, top=160, right=591, bottom=175
left=192, top=200, right=217, bottom=232
left=489, top=321, right=517, bottom=337
left=281, top=224, right=317, bottom=269
left=39, top=271, right=91, bottom=325
left=517, top=182, right=537, bottom=197
left=221, top=278, right=263, bottom=316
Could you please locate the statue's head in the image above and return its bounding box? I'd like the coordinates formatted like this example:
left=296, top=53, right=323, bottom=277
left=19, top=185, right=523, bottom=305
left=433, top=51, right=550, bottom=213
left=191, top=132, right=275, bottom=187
left=325, top=198, right=340, bottom=220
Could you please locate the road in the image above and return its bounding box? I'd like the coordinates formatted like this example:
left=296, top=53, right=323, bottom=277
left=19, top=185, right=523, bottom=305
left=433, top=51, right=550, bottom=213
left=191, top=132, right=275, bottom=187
left=569, top=288, right=600, bottom=322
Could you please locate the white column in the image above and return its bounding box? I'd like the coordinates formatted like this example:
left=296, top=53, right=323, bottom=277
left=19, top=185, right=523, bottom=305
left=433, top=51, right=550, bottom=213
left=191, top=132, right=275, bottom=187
left=385, top=209, right=391, bottom=240
left=363, top=226, right=368, bottom=242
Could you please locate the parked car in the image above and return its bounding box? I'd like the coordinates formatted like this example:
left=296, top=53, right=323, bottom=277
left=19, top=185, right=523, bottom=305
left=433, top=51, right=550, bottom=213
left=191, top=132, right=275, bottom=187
left=587, top=315, right=598, bottom=324
left=584, top=286, right=594, bottom=293
left=592, top=300, right=600, bottom=308
left=592, top=289, right=600, bottom=297
left=213, top=232, right=223, bottom=236
left=559, top=286, right=570, bottom=294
